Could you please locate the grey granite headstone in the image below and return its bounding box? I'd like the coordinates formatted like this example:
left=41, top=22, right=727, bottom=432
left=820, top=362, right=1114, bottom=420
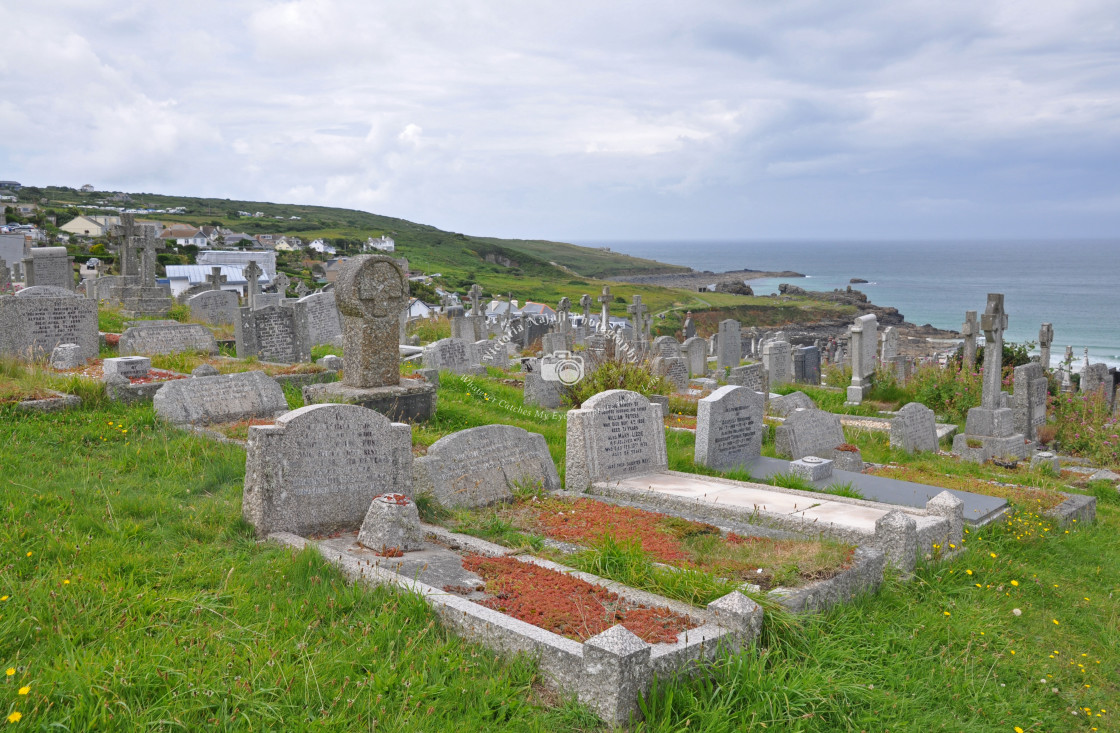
left=120, top=321, right=218, bottom=356
left=236, top=305, right=311, bottom=363
left=475, top=340, right=507, bottom=368
left=762, top=340, right=793, bottom=387
left=252, top=292, right=281, bottom=311
left=24, top=247, right=73, bottom=290
left=358, top=494, right=424, bottom=552
left=565, top=389, right=668, bottom=491
left=769, top=391, right=816, bottom=417
left=542, top=332, right=569, bottom=355
left=153, top=370, right=288, bottom=425
left=187, top=289, right=239, bottom=326
left=880, top=326, right=899, bottom=364
left=889, top=402, right=939, bottom=453
left=423, top=337, right=484, bottom=375
left=846, top=314, right=878, bottom=404
left=295, top=291, right=342, bottom=347
left=652, top=356, right=689, bottom=393
left=413, top=424, right=560, bottom=509
left=652, top=336, right=682, bottom=360
left=1012, top=362, right=1048, bottom=441
left=0, top=294, right=99, bottom=361
left=682, top=336, right=707, bottom=377
left=1081, top=363, right=1112, bottom=401
left=50, top=343, right=85, bottom=369
left=335, top=255, right=410, bottom=388
left=716, top=319, right=741, bottom=370
left=774, top=409, right=845, bottom=460
left=1038, top=323, right=1053, bottom=368
left=523, top=357, right=562, bottom=409
left=243, top=403, right=412, bottom=536
left=13, top=285, right=76, bottom=298
left=682, top=312, right=696, bottom=339
left=727, top=363, right=767, bottom=394
left=695, top=385, right=763, bottom=470
left=961, top=310, right=978, bottom=371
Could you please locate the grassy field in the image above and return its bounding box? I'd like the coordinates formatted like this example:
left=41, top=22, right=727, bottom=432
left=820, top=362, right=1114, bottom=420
left=3, top=369, right=1118, bottom=730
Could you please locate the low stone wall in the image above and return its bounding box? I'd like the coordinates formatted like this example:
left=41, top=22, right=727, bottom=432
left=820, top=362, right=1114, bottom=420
left=16, top=391, right=81, bottom=413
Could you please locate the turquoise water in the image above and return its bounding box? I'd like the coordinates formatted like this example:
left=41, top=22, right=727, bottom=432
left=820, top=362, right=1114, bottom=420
left=579, top=240, right=1120, bottom=368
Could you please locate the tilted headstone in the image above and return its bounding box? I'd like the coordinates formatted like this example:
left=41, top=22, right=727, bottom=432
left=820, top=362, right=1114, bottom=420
left=769, top=390, right=815, bottom=417
left=243, top=404, right=412, bottom=536
left=774, top=409, right=845, bottom=460
left=682, top=336, right=707, bottom=377
left=413, top=424, right=560, bottom=509
left=762, top=340, right=793, bottom=387
left=890, top=402, right=939, bottom=453
left=961, top=310, right=978, bottom=371
left=522, top=357, right=562, bottom=409
left=187, top=289, right=239, bottom=325
left=236, top=304, right=311, bottom=363
left=565, top=390, right=668, bottom=491
left=120, top=321, right=218, bottom=356
left=1012, top=362, right=1049, bottom=441
left=793, top=345, right=821, bottom=385
left=651, top=356, right=689, bottom=393
left=153, top=370, right=287, bottom=426
left=652, top=336, right=681, bottom=359
left=695, top=385, right=764, bottom=470
left=716, top=319, right=741, bottom=370
left=335, top=255, right=409, bottom=388
left=846, top=314, right=878, bottom=404
left=422, top=337, right=484, bottom=375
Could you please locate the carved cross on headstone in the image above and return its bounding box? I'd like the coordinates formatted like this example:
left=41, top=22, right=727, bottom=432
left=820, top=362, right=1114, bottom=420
left=114, top=213, right=140, bottom=277
left=598, top=285, right=612, bottom=333
left=579, top=293, right=592, bottom=320
left=557, top=296, right=571, bottom=333
left=961, top=310, right=979, bottom=371
left=244, top=260, right=263, bottom=307
left=1038, top=323, right=1053, bottom=368
left=979, top=294, right=1009, bottom=409
left=205, top=266, right=227, bottom=291
left=627, top=295, right=649, bottom=340
left=335, top=255, right=409, bottom=388
left=295, top=281, right=310, bottom=298
left=468, top=283, right=484, bottom=316
left=274, top=272, right=291, bottom=296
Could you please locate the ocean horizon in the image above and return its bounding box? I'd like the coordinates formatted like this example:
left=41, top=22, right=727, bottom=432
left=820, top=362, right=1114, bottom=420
left=576, top=239, right=1120, bottom=369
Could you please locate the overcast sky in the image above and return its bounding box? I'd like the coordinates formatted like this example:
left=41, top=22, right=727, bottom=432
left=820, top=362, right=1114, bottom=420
left=2, top=1, right=1118, bottom=240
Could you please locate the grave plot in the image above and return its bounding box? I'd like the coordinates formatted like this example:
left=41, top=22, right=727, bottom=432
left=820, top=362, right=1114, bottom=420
left=424, top=493, right=864, bottom=604
left=272, top=523, right=760, bottom=726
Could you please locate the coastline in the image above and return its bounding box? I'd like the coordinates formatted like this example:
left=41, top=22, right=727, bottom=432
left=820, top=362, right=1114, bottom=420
left=607, top=268, right=805, bottom=288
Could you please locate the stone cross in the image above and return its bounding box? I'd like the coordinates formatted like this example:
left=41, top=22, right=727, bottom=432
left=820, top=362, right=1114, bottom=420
left=598, top=286, right=612, bottom=333
left=295, top=281, right=310, bottom=298
left=244, top=260, right=263, bottom=307
left=274, top=272, right=291, bottom=296
left=1083, top=347, right=1089, bottom=371
left=335, top=255, right=410, bottom=388
left=557, top=296, right=571, bottom=333
left=961, top=310, right=978, bottom=371
left=502, top=293, right=512, bottom=327
left=205, top=266, right=227, bottom=291
left=627, top=295, right=649, bottom=340
left=580, top=293, right=592, bottom=321
left=1038, top=323, right=1053, bottom=368
left=137, top=224, right=159, bottom=285
left=114, top=213, right=140, bottom=277
left=468, top=283, right=484, bottom=316
left=979, top=293, right=1009, bottom=410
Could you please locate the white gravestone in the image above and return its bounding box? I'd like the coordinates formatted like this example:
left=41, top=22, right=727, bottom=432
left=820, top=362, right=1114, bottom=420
left=565, top=390, right=667, bottom=491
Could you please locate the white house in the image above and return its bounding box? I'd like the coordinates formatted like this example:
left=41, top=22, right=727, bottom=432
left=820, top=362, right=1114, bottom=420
left=308, top=238, right=336, bottom=255
left=407, top=298, right=434, bottom=320
left=365, top=235, right=395, bottom=252
left=59, top=215, right=120, bottom=238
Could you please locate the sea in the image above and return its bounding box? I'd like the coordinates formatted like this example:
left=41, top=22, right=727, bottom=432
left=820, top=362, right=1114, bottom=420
left=577, top=239, right=1120, bottom=369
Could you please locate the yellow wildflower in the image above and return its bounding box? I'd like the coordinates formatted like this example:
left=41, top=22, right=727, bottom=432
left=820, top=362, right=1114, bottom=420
left=1011, top=580, right=1019, bottom=586
left=6, top=712, right=20, bottom=723
left=4, top=668, right=13, bottom=677
left=17, top=686, right=28, bottom=696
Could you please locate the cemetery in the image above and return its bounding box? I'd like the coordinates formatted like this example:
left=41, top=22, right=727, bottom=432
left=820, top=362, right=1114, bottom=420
left=2, top=247, right=1118, bottom=730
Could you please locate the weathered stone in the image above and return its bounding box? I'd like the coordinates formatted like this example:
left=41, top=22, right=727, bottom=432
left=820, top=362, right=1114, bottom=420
left=925, top=491, right=964, bottom=545
left=762, top=340, right=793, bottom=387
left=235, top=305, right=311, bottom=363
left=875, top=510, right=917, bottom=573
left=961, top=310, right=978, bottom=371
left=187, top=289, right=239, bottom=326
left=191, top=363, right=219, bottom=377
left=890, top=402, right=939, bottom=453
left=565, top=390, right=667, bottom=491
left=357, top=494, right=424, bottom=552
left=296, top=291, right=342, bottom=347
left=102, top=356, right=151, bottom=380
left=0, top=294, right=99, bottom=361
left=1038, top=323, right=1054, bottom=368
left=1030, top=451, right=1060, bottom=473
left=774, top=409, right=845, bottom=460
left=49, top=343, right=85, bottom=369
left=651, top=336, right=682, bottom=360
left=682, top=336, right=707, bottom=377
left=13, top=285, right=75, bottom=298
left=153, top=370, right=287, bottom=426
left=335, top=255, right=409, bottom=388
left=716, top=319, right=741, bottom=370
left=880, top=326, right=899, bottom=364
left=769, top=391, right=815, bottom=417
left=793, top=345, right=821, bottom=385
left=243, top=403, right=412, bottom=536
left=580, top=625, right=652, bottom=728
left=22, top=247, right=73, bottom=290
left=317, top=354, right=343, bottom=371
left=652, top=356, right=689, bottom=393
left=523, top=357, right=562, bottom=409
left=1012, top=362, right=1048, bottom=441
left=120, top=321, right=218, bottom=357
left=695, top=386, right=763, bottom=471
left=423, top=337, right=484, bottom=375
left=846, top=314, right=878, bottom=404
left=789, top=456, right=833, bottom=482
left=1081, top=363, right=1112, bottom=402
left=413, top=424, right=560, bottom=509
